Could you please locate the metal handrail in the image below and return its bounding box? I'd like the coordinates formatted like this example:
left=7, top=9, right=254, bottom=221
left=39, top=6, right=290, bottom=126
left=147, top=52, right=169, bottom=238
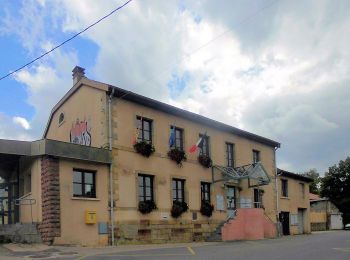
left=236, top=201, right=264, bottom=209
left=15, top=198, right=36, bottom=223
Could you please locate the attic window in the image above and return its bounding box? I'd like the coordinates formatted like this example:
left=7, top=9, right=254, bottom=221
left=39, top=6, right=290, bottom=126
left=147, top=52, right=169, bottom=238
left=59, top=113, right=65, bottom=125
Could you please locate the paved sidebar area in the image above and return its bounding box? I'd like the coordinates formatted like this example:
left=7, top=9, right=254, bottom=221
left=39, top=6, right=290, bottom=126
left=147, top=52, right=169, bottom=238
left=1, top=231, right=349, bottom=259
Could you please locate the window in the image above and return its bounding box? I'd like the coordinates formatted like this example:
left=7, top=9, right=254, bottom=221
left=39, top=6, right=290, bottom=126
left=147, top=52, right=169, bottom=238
left=137, top=116, right=153, bottom=143
left=73, top=170, right=96, bottom=198
left=281, top=179, right=288, bottom=197
left=199, top=134, right=210, bottom=156
left=58, top=112, right=65, bottom=124
left=226, top=143, right=235, bottom=167
left=253, top=150, right=260, bottom=163
left=172, top=178, right=185, bottom=202
left=254, top=188, right=262, bottom=208
left=300, top=183, right=305, bottom=199
left=138, top=174, right=154, bottom=202
left=201, top=182, right=211, bottom=203
left=171, top=126, right=184, bottom=150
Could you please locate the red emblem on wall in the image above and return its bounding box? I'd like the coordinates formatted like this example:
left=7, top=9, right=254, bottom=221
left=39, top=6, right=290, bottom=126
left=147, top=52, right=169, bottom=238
left=70, top=118, right=92, bottom=146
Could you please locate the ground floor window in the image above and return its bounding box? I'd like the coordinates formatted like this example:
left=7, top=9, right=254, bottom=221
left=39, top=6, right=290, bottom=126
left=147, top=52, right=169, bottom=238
left=73, top=169, right=96, bottom=198
left=172, top=178, right=185, bottom=202
left=138, top=174, right=154, bottom=202
left=201, top=182, right=211, bottom=203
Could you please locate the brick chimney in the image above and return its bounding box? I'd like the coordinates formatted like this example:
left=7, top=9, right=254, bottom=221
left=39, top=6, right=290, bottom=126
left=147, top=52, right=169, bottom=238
left=72, top=66, right=85, bottom=85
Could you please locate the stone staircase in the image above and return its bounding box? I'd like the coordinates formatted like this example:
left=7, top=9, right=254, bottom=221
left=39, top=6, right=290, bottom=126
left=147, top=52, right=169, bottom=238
left=206, top=221, right=226, bottom=242
left=0, top=223, right=42, bottom=243
left=221, top=208, right=277, bottom=241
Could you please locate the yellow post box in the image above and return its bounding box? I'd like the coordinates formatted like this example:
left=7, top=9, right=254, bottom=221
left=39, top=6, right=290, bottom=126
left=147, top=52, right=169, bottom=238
left=85, top=210, right=97, bottom=224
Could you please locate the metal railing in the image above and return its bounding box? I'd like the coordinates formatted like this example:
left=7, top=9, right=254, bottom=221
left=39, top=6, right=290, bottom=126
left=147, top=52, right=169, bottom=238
left=15, top=198, right=36, bottom=223
left=237, top=201, right=264, bottom=209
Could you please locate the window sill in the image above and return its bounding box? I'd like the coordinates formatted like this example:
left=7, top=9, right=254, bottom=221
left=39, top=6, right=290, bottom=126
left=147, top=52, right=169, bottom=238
left=280, top=196, right=289, bottom=200
left=71, top=197, right=100, bottom=201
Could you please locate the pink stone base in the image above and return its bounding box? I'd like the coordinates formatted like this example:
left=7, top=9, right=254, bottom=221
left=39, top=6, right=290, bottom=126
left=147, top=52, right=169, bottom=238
left=221, top=208, right=276, bottom=241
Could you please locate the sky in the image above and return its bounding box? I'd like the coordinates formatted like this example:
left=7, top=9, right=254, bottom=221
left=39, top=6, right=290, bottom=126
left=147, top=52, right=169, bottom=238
left=0, top=0, right=350, bottom=174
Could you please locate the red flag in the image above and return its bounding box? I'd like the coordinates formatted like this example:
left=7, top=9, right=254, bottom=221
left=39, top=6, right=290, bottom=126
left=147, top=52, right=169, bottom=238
left=189, top=133, right=206, bottom=153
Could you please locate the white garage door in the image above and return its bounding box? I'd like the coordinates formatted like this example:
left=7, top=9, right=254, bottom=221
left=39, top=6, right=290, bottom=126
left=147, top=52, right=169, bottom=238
left=330, top=214, right=343, bottom=230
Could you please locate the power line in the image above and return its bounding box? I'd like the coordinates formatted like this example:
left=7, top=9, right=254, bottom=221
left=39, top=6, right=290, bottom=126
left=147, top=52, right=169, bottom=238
left=0, top=0, right=133, bottom=82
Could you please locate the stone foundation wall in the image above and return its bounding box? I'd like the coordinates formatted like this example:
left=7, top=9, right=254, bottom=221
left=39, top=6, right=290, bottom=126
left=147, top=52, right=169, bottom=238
left=311, top=222, right=327, bottom=231
left=113, top=220, right=221, bottom=244
left=38, top=156, right=60, bottom=244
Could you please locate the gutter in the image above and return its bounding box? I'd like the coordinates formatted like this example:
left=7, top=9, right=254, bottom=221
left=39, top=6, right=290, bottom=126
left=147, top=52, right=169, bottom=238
left=108, top=88, right=115, bottom=246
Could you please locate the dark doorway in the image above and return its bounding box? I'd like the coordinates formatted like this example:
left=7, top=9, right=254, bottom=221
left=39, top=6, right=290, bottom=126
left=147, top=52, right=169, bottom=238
left=279, top=211, right=290, bottom=235
left=0, top=154, right=20, bottom=225
left=0, top=182, right=18, bottom=224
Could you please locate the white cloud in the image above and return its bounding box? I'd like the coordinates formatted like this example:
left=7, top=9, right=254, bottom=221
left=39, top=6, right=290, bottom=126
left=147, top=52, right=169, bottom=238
left=12, top=116, right=31, bottom=130
left=1, top=0, right=350, bottom=174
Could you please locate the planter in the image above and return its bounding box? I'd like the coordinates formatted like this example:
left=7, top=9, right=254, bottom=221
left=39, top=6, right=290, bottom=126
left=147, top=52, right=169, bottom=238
left=138, top=200, right=157, bottom=214
left=171, top=200, right=188, bottom=218
left=200, top=201, right=214, bottom=217
left=133, top=141, right=155, bottom=157
left=198, top=154, right=212, bottom=168
left=167, top=148, right=187, bottom=166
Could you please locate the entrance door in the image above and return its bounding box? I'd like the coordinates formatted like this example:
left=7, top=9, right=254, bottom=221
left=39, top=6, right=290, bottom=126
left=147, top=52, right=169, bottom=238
left=0, top=182, right=18, bottom=224
left=279, top=212, right=290, bottom=235
left=226, top=186, right=236, bottom=218
left=298, top=209, right=304, bottom=234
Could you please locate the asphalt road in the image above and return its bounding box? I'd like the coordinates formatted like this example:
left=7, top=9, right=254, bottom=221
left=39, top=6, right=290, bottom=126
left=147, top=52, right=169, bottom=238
left=3, top=230, right=350, bottom=259
left=80, top=231, right=350, bottom=260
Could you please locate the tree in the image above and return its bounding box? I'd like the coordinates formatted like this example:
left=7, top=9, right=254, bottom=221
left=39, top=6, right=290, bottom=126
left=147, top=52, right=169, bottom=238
left=321, top=157, right=350, bottom=224
left=301, top=168, right=321, bottom=194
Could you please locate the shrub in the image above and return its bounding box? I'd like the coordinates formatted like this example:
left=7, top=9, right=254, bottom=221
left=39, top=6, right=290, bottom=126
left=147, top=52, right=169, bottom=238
left=198, top=154, right=212, bottom=168
left=168, top=148, right=187, bottom=166
left=133, top=141, right=155, bottom=157
left=200, top=201, right=214, bottom=217
left=171, top=200, right=188, bottom=218
left=138, top=200, right=157, bottom=214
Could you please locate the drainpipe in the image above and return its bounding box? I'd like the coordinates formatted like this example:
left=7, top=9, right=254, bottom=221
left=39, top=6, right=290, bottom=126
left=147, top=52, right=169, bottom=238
left=108, top=87, right=115, bottom=246
left=274, top=147, right=279, bottom=224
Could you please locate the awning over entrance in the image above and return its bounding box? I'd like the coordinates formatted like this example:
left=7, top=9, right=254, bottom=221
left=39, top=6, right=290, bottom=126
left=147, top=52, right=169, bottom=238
left=211, top=162, right=271, bottom=187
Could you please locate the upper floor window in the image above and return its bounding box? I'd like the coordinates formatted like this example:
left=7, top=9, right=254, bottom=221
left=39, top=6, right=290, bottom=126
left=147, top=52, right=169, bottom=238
left=58, top=112, right=65, bottom=125
left=201, top=182, right=211, bottom=203
left=281, top=179, right=288, bottom=197
left=73, top=169, right=96, bottom=198
left=199, top=134, right=210, bottom=156
left=171, top=126, right=184, bottom=150
left=138, top=174, right=154, bottom=202
left=137, top=116, right=153, bottom=143
left=226, top=143, right=235, bottom=167
left=253, top=150, right=260, bottom=163
left=172, top=178, right=185, bottom=203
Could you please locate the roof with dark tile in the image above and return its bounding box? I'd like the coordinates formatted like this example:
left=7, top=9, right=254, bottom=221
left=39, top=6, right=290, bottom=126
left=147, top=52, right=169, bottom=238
left=277, top=168, right=313, bottom=183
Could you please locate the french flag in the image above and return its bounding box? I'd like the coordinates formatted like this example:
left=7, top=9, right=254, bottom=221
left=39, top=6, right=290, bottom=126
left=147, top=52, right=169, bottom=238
left=189, top=132, right=206, bottom=153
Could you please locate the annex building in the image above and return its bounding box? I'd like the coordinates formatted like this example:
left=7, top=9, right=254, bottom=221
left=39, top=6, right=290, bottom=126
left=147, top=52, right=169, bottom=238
left=0, top=67, right=312, bottom=246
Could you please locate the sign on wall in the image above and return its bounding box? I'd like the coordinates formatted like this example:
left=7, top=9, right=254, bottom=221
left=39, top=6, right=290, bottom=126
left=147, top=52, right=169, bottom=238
left=70, top=118, right=92, bottom=146
left=291, top=214, right=298, bottom=225
left=216, top=195, right=225, bottom=211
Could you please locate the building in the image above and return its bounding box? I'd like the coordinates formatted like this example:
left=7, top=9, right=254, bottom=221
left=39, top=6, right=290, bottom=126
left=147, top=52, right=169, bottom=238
left=0, top=66, right=310, bottom=246
left=277, top=169, right=313, bottom=235
left=310, top=193, right=343, bottom=231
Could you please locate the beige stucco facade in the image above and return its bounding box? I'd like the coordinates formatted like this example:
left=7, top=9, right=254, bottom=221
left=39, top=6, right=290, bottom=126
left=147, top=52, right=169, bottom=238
left=278, top=175, right=311, bottom=235
left=111, top=98, right=278, bottom=224
left=5, top=69, right=312, bottom=246
left=18, top=158, right=42, bottom=224
left=41, top=75, right=280, bottom=244
left=55, top=159, right=109, bottom=246
left=45, top=79, right=109, bottom=148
